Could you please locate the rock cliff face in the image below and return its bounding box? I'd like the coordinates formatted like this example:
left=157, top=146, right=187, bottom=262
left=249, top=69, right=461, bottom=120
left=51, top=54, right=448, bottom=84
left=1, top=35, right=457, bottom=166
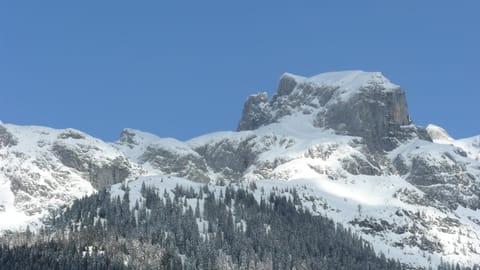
left=113, top=129, right=211, bottom=182
left=51, top=140, right=131, bottom=189
left=238, top=71, right=430, bottom=151
left=0, top=125, right=18, bottom=147
left=390, top=140, right=480, bottom=210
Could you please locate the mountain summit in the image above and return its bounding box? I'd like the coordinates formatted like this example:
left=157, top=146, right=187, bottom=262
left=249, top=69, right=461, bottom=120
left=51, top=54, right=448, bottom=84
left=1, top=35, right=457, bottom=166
left=238, top=71, right=430, bottom=150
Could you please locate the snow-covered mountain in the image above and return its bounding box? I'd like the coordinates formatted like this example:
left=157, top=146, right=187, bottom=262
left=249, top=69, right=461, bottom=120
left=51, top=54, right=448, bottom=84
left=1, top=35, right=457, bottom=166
left=0, top=124, right=138, bottom=230
left=1, top=70, right=480, bottom=268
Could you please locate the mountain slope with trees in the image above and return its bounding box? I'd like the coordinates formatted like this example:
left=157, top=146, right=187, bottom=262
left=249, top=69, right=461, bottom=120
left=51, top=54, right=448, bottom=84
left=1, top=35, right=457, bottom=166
left=1, top=181, right=407, bottom=270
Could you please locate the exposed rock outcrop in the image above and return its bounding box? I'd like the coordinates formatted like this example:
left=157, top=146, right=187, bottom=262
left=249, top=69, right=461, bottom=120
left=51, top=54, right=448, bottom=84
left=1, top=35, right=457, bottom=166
left=139, top=145, right=210, bottom=183
left=0, top=124, right=18, bottom=147
left=52, top=141, right=132, bottom=189
left=238, top=71, right=431, bottom=151
left=391, top=141, right=480, bottom=210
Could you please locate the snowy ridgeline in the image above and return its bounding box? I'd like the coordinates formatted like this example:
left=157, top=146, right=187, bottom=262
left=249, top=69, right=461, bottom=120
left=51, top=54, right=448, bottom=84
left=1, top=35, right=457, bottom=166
left=1, top=119, right=480, bottom=268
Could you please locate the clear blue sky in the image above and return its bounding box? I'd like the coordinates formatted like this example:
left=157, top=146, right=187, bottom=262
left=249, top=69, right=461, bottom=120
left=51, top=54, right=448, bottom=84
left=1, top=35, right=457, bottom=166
left=1, top=1, right=478, bottom=141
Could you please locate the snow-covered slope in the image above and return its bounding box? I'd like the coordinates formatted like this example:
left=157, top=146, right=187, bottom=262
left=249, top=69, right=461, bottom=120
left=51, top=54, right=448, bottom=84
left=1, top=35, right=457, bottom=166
left=0, top=124, right=138, bottom=231
left=428, top=124, right=480, bottom=162
left=110, top=172, right=480, bottom=268
left=109, top=115, right=480, bottom=267
left=455, top=136, right=480, bottom=161
left=1, top=70, right=480, bottom=268
left=427, top=124, right=454, bottom=142
left=282, top=70, right=400, bottom=101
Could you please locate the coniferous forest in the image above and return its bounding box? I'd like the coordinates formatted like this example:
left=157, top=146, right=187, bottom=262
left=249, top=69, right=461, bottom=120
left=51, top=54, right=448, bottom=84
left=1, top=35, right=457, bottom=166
left=0, top=183, right=472, bottom=270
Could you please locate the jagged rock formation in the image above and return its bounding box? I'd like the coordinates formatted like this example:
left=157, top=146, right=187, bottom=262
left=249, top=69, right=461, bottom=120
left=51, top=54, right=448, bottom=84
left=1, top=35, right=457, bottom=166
left=0, top=125, right=17, bottom=147
left=390, top=140, right=480, bottom=210
left=51, top=139, right=131, bottom=189
left=238, top=71, right=431, bottom=151
left=114, top=129, right=211, bottom=182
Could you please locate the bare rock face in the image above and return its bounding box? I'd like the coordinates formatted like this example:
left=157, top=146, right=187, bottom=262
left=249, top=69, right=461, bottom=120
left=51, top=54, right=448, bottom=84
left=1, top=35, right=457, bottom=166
left=237, top=93, right=270, bottom=131
left=0, top=124, right=18, bottom=147
left=341, top=154, right=382, bottom=176
left=57, top=129, right=87, bottom=140
left=115, top=129, right=212, bottom=183
left=88, top=157, right=131, bottom=189
left=408, top=153, right=473, bottom=186
left=118, top=129, right=138, bottom=146
left=192, top=134, right=261, bottom=181
left=51, top=141, right=132, bottom=189
left=391, top=142, right=480, bottom=210
left=319, top=86, right=412, bottom=151
left=238, top=71, right=430, bottom=151
left=139, top=145, right=210, bottom=183
left=408, top=153, right=478, bottom=210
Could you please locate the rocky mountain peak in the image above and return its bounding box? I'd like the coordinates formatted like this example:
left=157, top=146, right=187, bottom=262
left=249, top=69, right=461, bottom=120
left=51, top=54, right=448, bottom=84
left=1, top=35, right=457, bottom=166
left=238, top=71, right=430, bottom=151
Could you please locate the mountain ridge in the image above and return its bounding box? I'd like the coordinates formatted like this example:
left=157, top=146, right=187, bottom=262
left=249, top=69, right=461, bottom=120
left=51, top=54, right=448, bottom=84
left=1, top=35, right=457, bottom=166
left=1, top=70, right=480, bottom=267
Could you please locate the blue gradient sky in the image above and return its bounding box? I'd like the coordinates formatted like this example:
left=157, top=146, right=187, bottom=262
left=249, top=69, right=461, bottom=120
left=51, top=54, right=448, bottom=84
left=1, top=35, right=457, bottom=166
left=1, top=1, right=478, bottom=141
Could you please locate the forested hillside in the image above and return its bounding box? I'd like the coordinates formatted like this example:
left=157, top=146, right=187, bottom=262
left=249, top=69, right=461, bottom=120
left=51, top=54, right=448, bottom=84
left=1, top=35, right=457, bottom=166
left=0, top=183, right=411, bottom=270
